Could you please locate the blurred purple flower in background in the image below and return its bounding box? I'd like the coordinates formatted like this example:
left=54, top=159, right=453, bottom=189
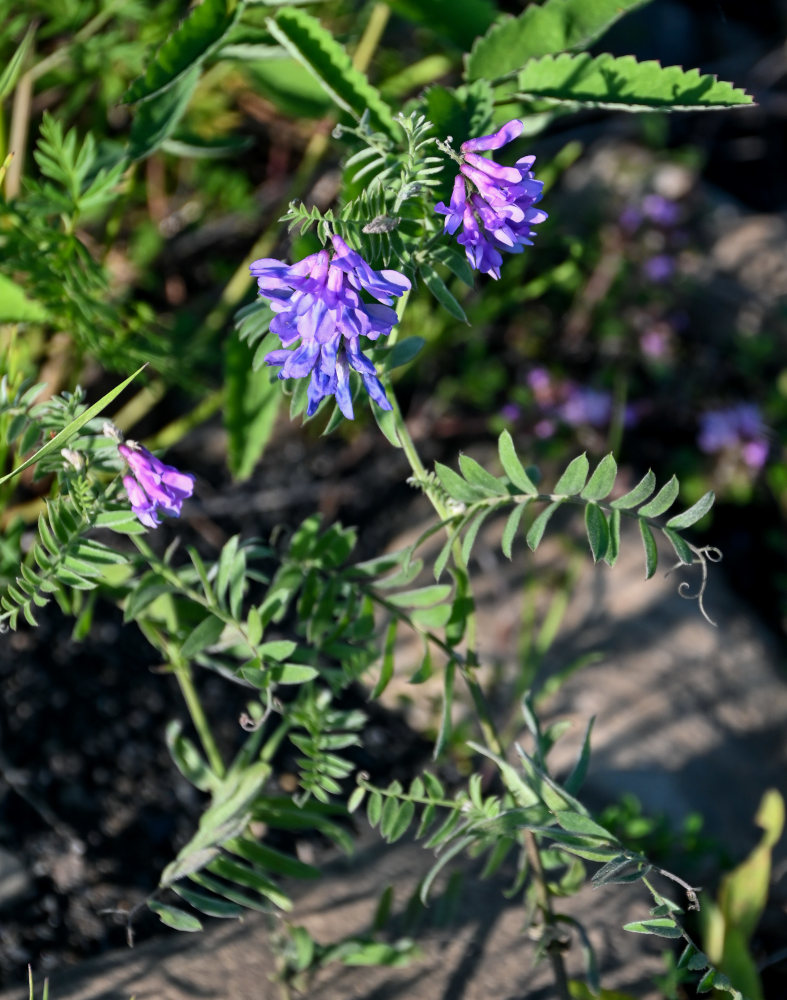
left=558, top=386, right=614, bottom=428
left=698, top=404, right=770, bottom=470
left=118, top=442, right=195, bottom=528
left=435, top=119, right=547, bottom=279
left=642, top=194, right=680, bottom=227
left=251, top=235, right=410, bottom=419
left=642, top=254, right=676, bottom=283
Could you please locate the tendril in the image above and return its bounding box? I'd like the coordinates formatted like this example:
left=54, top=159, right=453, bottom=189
left=666, top=544, right=723, bottom=626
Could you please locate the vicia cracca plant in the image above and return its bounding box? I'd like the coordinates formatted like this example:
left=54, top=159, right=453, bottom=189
left=0, top=2, right=761, bottom=998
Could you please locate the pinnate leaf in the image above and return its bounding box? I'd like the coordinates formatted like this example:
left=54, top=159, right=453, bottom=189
left=466, top=0, right=651, bottom=83
left=515, top=52, right=754, bottom=111
left=125, top=0, right=238, bottom=104
left=267, top=8, right=396, bottom=136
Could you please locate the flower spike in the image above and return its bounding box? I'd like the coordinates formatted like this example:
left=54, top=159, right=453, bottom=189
left=435, top=119, right=546, bottom=279
left=250, top=235, right=410, bottom=419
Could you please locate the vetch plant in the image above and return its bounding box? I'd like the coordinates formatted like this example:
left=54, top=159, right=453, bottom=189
left=0, top=1, right=762, bottom=998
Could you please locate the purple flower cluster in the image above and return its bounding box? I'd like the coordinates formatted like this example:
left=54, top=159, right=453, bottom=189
left=435, top=119, right=546, bottom=279
left=251, top=234, right=410, bottom=419
left=698, top=404, right=769, bottom=471
left=524, top=368, right=637, bottom=437
left=119, top=441, right=195, bottom=528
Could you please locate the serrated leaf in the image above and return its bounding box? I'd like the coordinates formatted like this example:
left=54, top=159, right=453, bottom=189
left=666, top=490, right=715, bottom=529
left=498, top=430, right=538, bottom=493
left=266, top=8, right=396, bottom=136
left=526, top=500, right=563, bottom=551
left=501, top=502, right=528, bottom=559
left=466, top=0, right=651, bottom=83
left=584, top=503, right=608, bottom=562
left=623, top=917, right=682, bottom=938
left=580, top=453, right=617, bottom=500
left=420, top=266, right=468, bottom=323
left=181, top=614, right=225, bottom=660
left=639, top=520, right=658, bottom=579
left=225, top=333, right=281, bottom=479
left=148, top=899, right=203, bottom=932
left=125, top=0, right=238, bottom=104
left=638, top=475, right=679, bottom=517
left=553, top=454, right=589, bottom=495
left=610, top=469, right=656, bottom=509
left=515, top=52, right=754, bottom=111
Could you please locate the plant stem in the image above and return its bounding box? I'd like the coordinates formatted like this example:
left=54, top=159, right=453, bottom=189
left=525, top=830, right=572, bottom=1000
left=171, top=652, right=226, bottom=778
left=386, top=374, right=571, bottom=999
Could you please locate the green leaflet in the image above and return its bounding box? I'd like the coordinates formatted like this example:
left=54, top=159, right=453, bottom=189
left=127, top=66, right=202, bottom=161
left=125, top=0, right=239, bottom=104
left=465, top=0, right=652, bottom=84
left=148, top=900, right=203, bottom=932
left=266, top=8, right=396, bottom=137
left=0, top=23, right=34, bottom=102
left=224, top=332, right=282, bottom=480
left=515, top=53, right=754, bottom=111
left=420, top=266, right=468, bottom=324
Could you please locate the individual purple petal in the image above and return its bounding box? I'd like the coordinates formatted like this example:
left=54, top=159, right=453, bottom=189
left=462, top=151, right=523, bottom=185
left=462, top=119, right=523, bottom=152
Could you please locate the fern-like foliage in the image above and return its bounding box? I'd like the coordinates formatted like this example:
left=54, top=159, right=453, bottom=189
left=282, top=112, right=443, bottom=268
left=409, top=431, right=720, bottom=622
left=0, top=495, right=130, bottom=629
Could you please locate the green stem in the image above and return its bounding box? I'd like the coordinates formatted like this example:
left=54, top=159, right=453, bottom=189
left=171, top=651, right=226, bottom=778
left=385, top=301, right=571, bottom=997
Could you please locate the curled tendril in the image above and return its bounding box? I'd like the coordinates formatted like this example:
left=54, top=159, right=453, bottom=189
left=666, top=544, right=723, bottom=626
